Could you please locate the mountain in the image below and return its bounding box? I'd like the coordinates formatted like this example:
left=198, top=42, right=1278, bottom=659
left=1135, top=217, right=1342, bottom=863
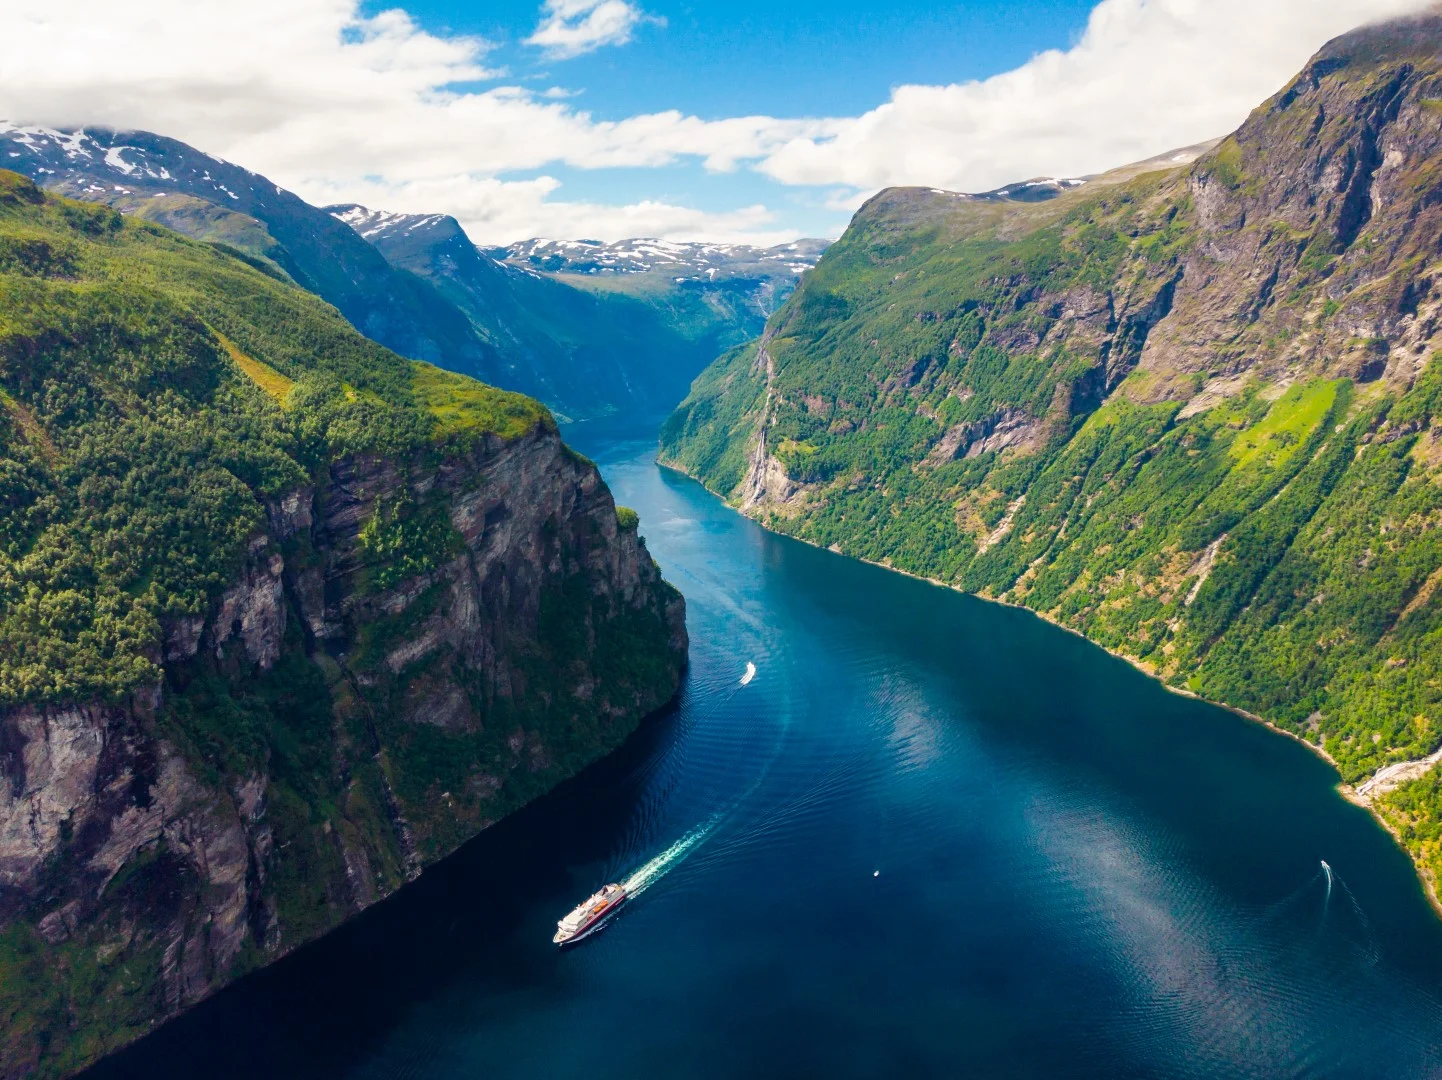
left=0, top=124, right=812, bottom=423
left=661, top=11, right=1442, bottom=901
left=495, top=235, right=829, bottom=288
left=330, top=208, right=828, bottom=421
left=494, top=235, right=829, bottom=368
left=0, top=123, right=504, bottom=383
left=0, top=170, right=686, bottom=1079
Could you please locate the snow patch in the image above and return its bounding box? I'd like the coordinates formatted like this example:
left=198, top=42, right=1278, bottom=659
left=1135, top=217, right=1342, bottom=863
left=103, top=145, right=139, bottom=175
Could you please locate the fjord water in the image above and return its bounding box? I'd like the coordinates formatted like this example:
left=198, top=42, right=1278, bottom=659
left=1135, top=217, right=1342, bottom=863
left=91, top=424, right=1442, bottom=1079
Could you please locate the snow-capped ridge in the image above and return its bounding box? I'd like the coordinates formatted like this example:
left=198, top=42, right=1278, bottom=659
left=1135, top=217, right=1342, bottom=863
left=0, top=123, right=268, bottom=207
left=327, top=204, right=456, bottom=241
left=495, top=235, right=831, bottom=281
left=921, top=176, right=1090, bottom=203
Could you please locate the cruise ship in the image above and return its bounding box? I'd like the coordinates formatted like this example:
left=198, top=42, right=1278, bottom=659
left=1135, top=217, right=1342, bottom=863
left=553, top=883, right=628, bottom=945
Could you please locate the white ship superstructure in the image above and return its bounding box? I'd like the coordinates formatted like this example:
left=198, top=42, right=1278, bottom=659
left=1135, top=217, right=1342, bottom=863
left=553, top=883, right=628, bottom=945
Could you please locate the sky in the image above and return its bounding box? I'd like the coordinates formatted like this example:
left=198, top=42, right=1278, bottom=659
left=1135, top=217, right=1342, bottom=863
left=0, top=0, right=1434, bottom=245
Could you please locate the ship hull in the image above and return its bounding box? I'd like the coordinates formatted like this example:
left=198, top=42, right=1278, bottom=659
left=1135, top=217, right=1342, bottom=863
left=555, top=894, right=629, bottom=946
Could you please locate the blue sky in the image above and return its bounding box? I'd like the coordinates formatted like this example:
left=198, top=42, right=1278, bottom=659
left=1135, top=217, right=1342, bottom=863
left=367, top=0, right=1103, bottom=239
left=2, top=0, right=1427, bottom=243
left=380, top=0, right=1102, bottom=119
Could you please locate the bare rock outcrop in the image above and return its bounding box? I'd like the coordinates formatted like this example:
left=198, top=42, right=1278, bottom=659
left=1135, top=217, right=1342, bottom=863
left=0, top=425, right=686, bottom=1078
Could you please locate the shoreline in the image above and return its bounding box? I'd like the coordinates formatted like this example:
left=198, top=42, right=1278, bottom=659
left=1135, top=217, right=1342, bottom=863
left=655, top=457, right=1442, bottom=919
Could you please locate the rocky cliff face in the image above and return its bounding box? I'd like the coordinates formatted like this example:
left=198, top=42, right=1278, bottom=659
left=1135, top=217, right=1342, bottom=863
left=0, top=426, right=685, bottom=1079
left=661, top=12, right=1442, bottom=909
left=1137, top=12, right=1442, bottom=398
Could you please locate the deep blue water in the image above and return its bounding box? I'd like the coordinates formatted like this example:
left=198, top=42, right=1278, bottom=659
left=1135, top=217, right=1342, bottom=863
left=89, top=422, right=1442, bottom=1079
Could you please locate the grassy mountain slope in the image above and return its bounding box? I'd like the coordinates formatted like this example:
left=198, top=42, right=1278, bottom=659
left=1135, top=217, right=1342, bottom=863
left=0, top=169, right=686, bottom=1077
left=661, top=11, right=1442, bottom=899
left=0, top=171, right=529, bottom=708
left=0, top=126, right=806, bottom=423
left=0, top=126, right=508, bottom=390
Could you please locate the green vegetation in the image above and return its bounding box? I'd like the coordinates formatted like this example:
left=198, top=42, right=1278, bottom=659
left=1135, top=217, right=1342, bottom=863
left=0, top=169, right=684, bottom=1077
left=357, top=490, right=462, bottom=593
left=661, top=49, right=1442, bottom=906
left=116, top=193, right=291, bottom=276
left=1382, top=768, right=1442, bottom=902
left=0, top=169, right=542, bottom=709
left=217, top=332, right=295, bottom=404
left=364, top=567, right=679, bottom=861
left=1228, top=380, right=1340, bottom=467
left=1205, top=136, right=1248, bottom=192
left=0, top=908, right=169, bottom=1078
left=411, top=360, right=552, bottom=445
left=660, top=341, right=770, bottom=494
left=665, top=169, right=1188, bottom=509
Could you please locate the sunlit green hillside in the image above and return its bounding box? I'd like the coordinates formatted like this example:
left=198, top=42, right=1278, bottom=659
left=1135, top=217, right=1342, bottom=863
left=661, top=20, right=1442, bottom=897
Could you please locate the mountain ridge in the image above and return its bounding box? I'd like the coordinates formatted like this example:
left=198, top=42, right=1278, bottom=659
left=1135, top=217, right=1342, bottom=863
left=660, top=11, right=1442, bottom=904
left=325, top=200, right=806, bottom=421
left=0, top=123, right=504, bottom=381
left=493, top=235, right=830, bottom=283
left=0, top=124, right=817, bottom=423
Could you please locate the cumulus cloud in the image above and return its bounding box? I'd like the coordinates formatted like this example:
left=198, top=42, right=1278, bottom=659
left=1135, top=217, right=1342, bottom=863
left=311, top=172, right=789, bottom=245
left=526, top=0, right=662, bottom=60
left=0, top=0, right=827, bottom=242
left=0, top=0, right=1432, bottom=243
left=761, top=0, right=1435, bottom=192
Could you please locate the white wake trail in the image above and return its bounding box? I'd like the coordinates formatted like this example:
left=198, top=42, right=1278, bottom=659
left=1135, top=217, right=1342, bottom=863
left=622, top=818, right=719, bottom=896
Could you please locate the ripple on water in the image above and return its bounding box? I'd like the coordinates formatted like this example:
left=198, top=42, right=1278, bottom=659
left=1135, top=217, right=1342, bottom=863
left=81, top=434, right=1442, bottom=1080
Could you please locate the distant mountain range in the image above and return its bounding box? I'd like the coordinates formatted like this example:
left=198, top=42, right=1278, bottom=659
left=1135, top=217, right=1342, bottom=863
left=325, top=203, right=828, bottom=419
left=0, top=123, right=827, bottom=421
left=493, top=236, right=831, bottom=283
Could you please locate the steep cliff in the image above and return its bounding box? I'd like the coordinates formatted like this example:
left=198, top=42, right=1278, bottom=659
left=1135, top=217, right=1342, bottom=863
left=661, top=12, right=1442, bottom=901
left=0, top=171, right=686, bottom=1077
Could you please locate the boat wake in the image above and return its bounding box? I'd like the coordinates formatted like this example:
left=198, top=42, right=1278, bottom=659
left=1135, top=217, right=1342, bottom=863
left=1258, top=859, right=1379, bottom=965
left=1326, top=863, right=1381, bottom=967
left=622, top=818, right=719, bottom=897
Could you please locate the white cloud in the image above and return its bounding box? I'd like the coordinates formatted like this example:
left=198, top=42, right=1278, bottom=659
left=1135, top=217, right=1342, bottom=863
left=759, top=0, right=1435, bottom=192
left=0, top=0, right=827, bottom=242
left=0, top=0, right=1433, bottom=243
left=821, top=188, right=874, bottom=214
left=526, top=0, right=662, bottom=60
left=312, top=172, right=793, bottom=246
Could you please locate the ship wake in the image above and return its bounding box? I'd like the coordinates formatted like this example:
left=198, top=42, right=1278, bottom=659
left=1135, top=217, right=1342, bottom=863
left=622, top=818, right=719, bottom=897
